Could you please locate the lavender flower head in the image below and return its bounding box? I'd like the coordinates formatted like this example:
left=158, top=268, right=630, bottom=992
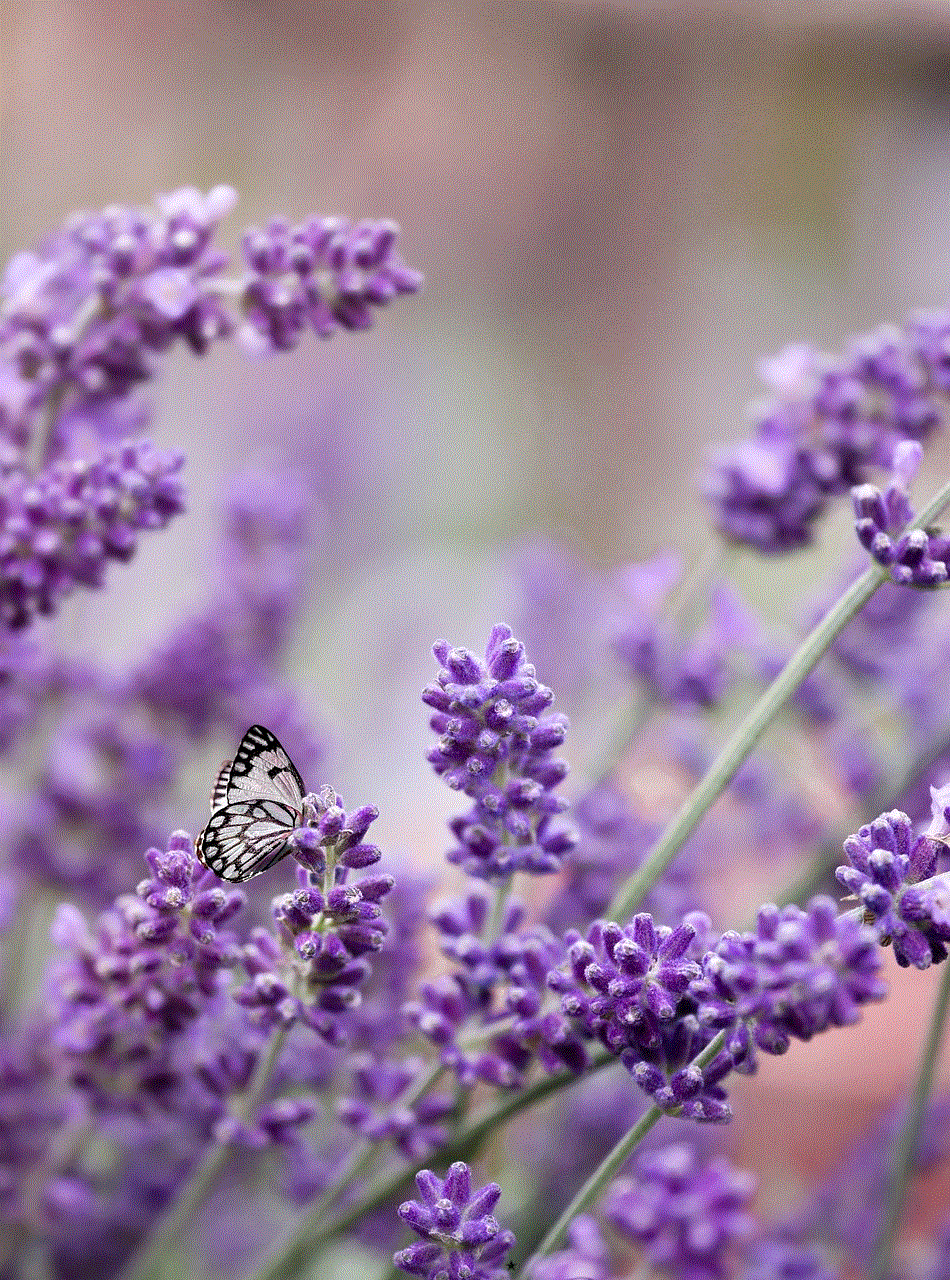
left=424, top=623, right=576, bottom=879
left=693, top=898, right=886, bottom=1065
left=606, top=1143, right=756, bottom=1280
left=240, top=216, right=421, bottom=351
left=550, top=912, right=734, bottom=1120
left=852, top=440, right=950, bottom=586
left=394, top=1161, right=516, bottom=1280
left=49, top=830, right=244, bottom=1112
left=612, top=555, right=755, bottom=710
left=837, top=790, right=950, bottom=968
left=705, top=313, right=950, bottom=553
left=237, top=787, right=393, bottom=1043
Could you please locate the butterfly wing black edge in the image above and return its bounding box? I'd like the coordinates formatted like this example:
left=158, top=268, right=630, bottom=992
left=231, top=725, right=307, bottom=808
left=195, top=797, right=299, bottom=883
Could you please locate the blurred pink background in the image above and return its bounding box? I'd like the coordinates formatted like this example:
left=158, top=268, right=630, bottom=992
left=5, top=0, right=950, bottom=1246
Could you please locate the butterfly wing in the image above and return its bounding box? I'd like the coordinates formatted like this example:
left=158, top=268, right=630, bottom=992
left=210, top=759, right=233, bottom=812
left=196, top=797, right=299, bottom=882
left=223, top=725, right=306, bottom=810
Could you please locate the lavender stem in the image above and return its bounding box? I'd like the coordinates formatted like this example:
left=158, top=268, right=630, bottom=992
left=607, top=475, right=950, bottom=924
left=514, top=1031, right=728, bottom=1279
left=870, top=958, right=950, bottom=1280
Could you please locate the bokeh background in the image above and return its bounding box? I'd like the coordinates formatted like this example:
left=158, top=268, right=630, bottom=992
left=5, top=0, right=950, bottom=1257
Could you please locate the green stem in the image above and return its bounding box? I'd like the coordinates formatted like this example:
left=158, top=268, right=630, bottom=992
left=249, top=1053, right=617, bottom=1280
left=869, top=960, right=950, bottom=1280
left=515, top=1031, right=728, bottom=1279
left=776, top=721, right=950, bottom=912
left=487, top=875, right=516, bottom=942
left=120, top=1024, right=291, bottom=1280
left=607, top=477, right=950, bottom=923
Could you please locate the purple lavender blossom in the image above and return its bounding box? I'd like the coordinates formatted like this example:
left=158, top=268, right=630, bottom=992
left=528, top=1215, right=610, bottom=1280
left=239, top=216, right=421, bottom=351
left=0, top=187, right=237, bottom=448
left=0, top=439, right=184, bottom=629
left=612, top=557, right=755, bottom=710
left=693, top=898, right=886, bottom=1065
left=236, top=792, right=393, bottom=1044
left=740, top=1239, right=839, bottom=1280
left=606, top=1142, right=756, bottom=1280
left=337, top=1054, right=454, bottom=1160
left=394, top=1161, right=516, bottom=1280
left=424, top=623, right=576, bottom=880
left=852, top=440, right=950, bottom=585
left=405, top=895, right=587, bottom=1088
left=837, top=793, right=950, bottom=968
left=550, top=912, right=733, bottom=1120
left=49, top=831, right=244, bottom=1112
left=705, top=315, right=950, bottom=553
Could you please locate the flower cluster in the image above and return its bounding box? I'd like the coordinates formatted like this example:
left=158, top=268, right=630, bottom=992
left=551, top=912, right=734, bottom=1120
left=693, top=898, right=886, bottom=1066
left=237, top=788, right=393, bottom=1043
left=606, top=1143, right=757, bottom=1280
left=394, top=1162, right=516, bottom=1280
left=424, top=623, right=576, bottom=879
left=852, top=440, right=950, bottom=585
left=406, top=892, right=587, bottom=1087
left=240, top=216, right=422, bottom=350
left=0, top=188, right=420, bottom=628
left=705, top=318, right=950, bottom=553
left=49, top=831, right=244, bottom=1112
left=837, top=796, right=950, bottom=968
left=612, top=556, right=754, bottom=710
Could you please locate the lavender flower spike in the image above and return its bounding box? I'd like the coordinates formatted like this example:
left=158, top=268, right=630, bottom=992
left=837, top=796, right=950, bottom=968
left=424, top=623, right=576, bottom=880
left=851, top=440, right=950, bottom=586
left=239, top=216, right=422, bottom=351
left=394, top=1161, right=516, bottom=1280
left=606, top=1143, right=756, bottom=1280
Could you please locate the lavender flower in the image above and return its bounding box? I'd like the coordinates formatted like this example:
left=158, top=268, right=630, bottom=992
left=550, top=913, right=733, bottom=1119
left=394, top=1162, right=516, bottom=1280
left=612, top=557, right=754, bottom=710
left=337, top=1055, right=454, bottom=1160
left=606, top=1143, right=756, bottom=1280
left=852, top=441, right=950, bottom=585
left=837, top=794, right=950, bottom=968
left=528, top=1215, right=610, bottom=1280
left=239, top=216, right=421, bottom=350
left=693, top=898, right=886, bottom=1065
left=49, top=831, right=244, bottom=1112
left=0, top=186, right=237, bottom=447
left=705, top=315, right=950, bottom=553
left=405, top=895, right=586, bottom=1088
left=236, top=790, right=392, bottom=1044
left=424, top=623, right=576, bottom=879
left=0, top=439, right=184, bottom=629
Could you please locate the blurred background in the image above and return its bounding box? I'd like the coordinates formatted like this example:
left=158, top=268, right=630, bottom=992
left=4, top=0, right=950, bottom=1245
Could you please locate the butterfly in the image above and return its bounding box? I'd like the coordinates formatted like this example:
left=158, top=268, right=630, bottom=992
left=196, top=724, right=307, bottom=882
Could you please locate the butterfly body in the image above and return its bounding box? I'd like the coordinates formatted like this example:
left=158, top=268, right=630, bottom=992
left=196, top=725, right=308, bottom=881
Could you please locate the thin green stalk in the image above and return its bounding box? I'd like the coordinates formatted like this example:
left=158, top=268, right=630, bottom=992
left=606, top=475, right=950, bottom=924
left=120, top=1024, right=291, bottom=1280
left=608, top=478, right=950, bottom=923
left=515, top=1031, right=728, bottom=1279
left=250, top=1053, right=617, bottom=1280
left=870, top=960, right=950, bottom=1280
left=776, top=722, right=950, bottom=912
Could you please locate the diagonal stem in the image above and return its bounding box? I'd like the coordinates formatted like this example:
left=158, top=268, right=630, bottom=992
left=607, top=474, right=950, bottom=925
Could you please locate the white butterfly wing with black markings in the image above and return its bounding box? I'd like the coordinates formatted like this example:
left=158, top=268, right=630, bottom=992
left=222, top=725, right=306, bottom=811
left=196, top=798, right=299, bottom=882
left=210, top=759, right=233, bottom=812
